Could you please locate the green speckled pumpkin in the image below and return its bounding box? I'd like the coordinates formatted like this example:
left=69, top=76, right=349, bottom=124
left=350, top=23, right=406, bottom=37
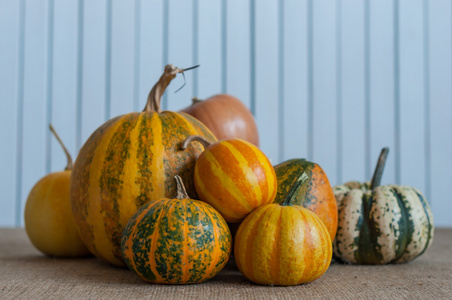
left=70, top=65, right=216, bottom=267
left=333, top=148, right=434, bottom=264
left=121, top=176, right=232, bottom=284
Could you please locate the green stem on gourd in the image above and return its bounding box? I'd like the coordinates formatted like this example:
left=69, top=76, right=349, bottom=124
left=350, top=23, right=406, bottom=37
left=182, top=135, right=212, bottom=150
left=370, top=147, right=389, bottom=190
left=143, top=64, right=200, bottom=113
left=174, top=175, right=190, bottom=199
left=49, top=124, right=73, bottom=171
left=280, top=172, right=309, bottom=206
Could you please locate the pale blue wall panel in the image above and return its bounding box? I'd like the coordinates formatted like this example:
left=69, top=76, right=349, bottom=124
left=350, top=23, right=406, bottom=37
left=110, top=1, right=135, bottom=118
left=369, top=0, right=396, bottom=186
left=165, top=0, right=195, bottom=112
left=254, top=0, right=279, bottom=163
left=20, top=0, right=50, bottom=226
left=225, top=0, right=251, bottom=109
left=196, top=0, right=222, bottom=100
left=138, top=0, right=164, bottom=111
left=80, top=0, right=108, bottom=144
left=1, top=0, right=451, bottom=227
left=312, top=0, right=338, bottom=185
left=428, top=0, right=452, bottom=227
left=281, top=0, right=309, bottom=161
left=50, top=0, right=78, bottom=173
left=339, top=0, right=366, bottom=184
left=399, top=0, right=426, bottom=192
left=0, top=1, right=21, bottom=226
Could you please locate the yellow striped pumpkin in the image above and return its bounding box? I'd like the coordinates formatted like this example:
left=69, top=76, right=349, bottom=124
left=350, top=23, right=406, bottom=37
left=234, top=173, right=332, bottom=286
left=70, top=65, right=217, bottom=267
left=183, top=136, right=277, bottom=223
left=121, top=176, right=232, bottom=284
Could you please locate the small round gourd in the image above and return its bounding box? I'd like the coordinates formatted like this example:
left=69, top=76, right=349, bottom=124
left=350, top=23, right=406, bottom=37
left=273, top=158, right=338, bottom=240
left=182, top=136, right=277, bottom=223
left=24, top=125, right=90, bottom=257
left=234, top=173, right=332, bottom=286
left=333, top=148, right=434, bottom=264
left=121, top=176, right=232, bottom=284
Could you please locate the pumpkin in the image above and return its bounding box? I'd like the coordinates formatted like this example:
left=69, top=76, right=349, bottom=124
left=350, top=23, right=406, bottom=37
left=273, top=159, right=338, bottom=240
left=121, top=176, right=232, bottom=284
left=333, top=148, right=434, bottom=264
left=70, top=65, right=217, bottom=267
left=182, top=135, right=276, bottom=223
left=180, top=94, right=259, bottom=146
left=234, top=173, right=332, bottom=286
left=24, top=125, right=90, bottom=257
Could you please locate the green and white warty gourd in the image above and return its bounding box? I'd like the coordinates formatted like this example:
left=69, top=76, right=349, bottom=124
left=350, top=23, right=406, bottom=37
left=333, top=148, right=434, bottom=265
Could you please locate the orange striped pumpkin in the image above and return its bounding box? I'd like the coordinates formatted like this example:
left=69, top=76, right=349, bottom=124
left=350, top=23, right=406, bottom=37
left=121, top=176, right=232, bottom=284
left=70, top=65, right=216, bottom=267
left=183, top=136, right=277, bottom=223
left=234, top=173, right=332, bottom=286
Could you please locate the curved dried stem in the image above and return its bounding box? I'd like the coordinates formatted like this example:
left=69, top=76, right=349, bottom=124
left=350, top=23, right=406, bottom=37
left=281, top=172, right=309, bottom=206
left=49, top=124, right=73, bottom=171
left=143, top=64, right=199, bottom=113
left=182, top=135, right=212, bottom=150
left=174, top=175, right=190, bottom=199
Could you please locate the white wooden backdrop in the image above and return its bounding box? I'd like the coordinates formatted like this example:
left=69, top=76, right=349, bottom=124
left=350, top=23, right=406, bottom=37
left=1, top=0, right=451, bottom=227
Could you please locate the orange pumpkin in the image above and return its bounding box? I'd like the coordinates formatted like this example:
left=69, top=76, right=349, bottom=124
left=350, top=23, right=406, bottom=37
left=234, top=173, right=332, bottom=286
left=183, top=136, right=276, bottom=223
left=70, top=65, right=216, bottom=267
left=180, top=94, right=259, bottom=146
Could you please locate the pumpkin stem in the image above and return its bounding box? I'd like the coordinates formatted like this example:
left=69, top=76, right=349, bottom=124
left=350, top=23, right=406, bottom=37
left=191, top=97, right=203, bottom=105
left=370, top=147, right=389, bottom=190
left=281, top=172, right=309, bottom=206
left=182, top=135, right=212, bottom=150
left=143, top=64, right=200, bottom=113
left=49, top=124, right=73, bottom=171
left=174, top=175, right=190, bottom=199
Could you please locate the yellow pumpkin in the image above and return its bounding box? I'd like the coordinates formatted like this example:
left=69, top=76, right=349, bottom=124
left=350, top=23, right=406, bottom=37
left=234, top=173, right=332, bottom=286
left=24, top=125, right=90, bottom=257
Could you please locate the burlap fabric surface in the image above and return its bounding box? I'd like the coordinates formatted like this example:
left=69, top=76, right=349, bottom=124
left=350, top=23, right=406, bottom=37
left=0, top=228, right=451, bottom=299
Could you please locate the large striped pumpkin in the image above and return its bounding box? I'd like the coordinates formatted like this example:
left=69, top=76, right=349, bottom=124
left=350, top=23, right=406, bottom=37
left=183, top=136, right=277, bottom=223
left=333, top=148, right=434, bottom=264
left=70, top=65, right=216, bottom=267
left=273, top=158, right=338, bottom=240
left=234, top=173, right=332, bottom=286
left=121, top=176, right=232, bottom=284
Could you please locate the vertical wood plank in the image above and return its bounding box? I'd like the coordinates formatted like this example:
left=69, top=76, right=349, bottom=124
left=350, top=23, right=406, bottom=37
left=399, top=0, right=426, bottom=191
left=138, top=0, right=164, bottom=110
left=50, top=0, right=78, bottom=172
left=80, top=0, right=107, bottom=144
left=225, top=0, right=251, bottom=108
left=196, top=0, right=222, bottom=99
left=428, top=0, right=452, bottom=227
left=254, top=0, right=279, bottom=163
left=20, top=0, right=50, bottom=226
left=312, top=0, right=338, bottom=185
left=109, top=1, right=134, bottom=118
left=165, top=0, right=194, bottom=112
left=282, top=0, right=309, bottom=161
left=0, top=1, right=21, bottom=226
left=339, top=0, right=366, bottom=183
left=369, top=0, right=396, bottom=186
